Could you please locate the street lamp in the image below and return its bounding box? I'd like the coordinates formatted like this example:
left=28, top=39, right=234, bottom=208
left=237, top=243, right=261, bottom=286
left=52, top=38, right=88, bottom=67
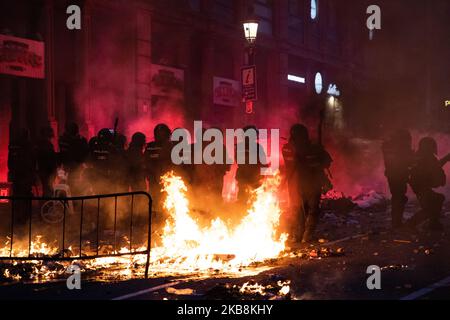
left=243, top=20, right=259, bottom=45
left=242, top=19, right=259, bottom=115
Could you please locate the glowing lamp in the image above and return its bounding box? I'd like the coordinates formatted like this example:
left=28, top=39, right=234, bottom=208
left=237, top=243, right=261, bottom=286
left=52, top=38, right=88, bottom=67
left=243, top=20, right=259, bottom=45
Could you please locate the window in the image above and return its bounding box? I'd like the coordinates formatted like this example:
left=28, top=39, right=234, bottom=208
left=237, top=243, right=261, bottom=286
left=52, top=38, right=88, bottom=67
left=254, top=0, right=273, bottom=35
left=310, top=0, right=318, bottom=20
left=213, top=0, right=235, bottom=24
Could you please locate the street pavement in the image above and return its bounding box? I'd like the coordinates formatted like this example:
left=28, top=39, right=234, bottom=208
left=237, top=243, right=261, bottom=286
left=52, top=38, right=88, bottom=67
left=1, top=202, right=450, bottom=300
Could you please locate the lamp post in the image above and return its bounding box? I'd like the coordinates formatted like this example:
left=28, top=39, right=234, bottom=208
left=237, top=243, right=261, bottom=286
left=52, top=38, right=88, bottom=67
left=243, top=20, right=258, bottom=64
left=242, top=19, right=259, bottom=115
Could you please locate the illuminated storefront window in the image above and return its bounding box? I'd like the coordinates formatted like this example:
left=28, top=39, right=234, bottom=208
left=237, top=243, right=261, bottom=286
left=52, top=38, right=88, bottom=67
left=311, top=0, right=318, bottom=20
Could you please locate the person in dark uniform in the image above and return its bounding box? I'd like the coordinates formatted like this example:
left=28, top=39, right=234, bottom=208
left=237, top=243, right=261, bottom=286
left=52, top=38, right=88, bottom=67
left=406, top=137, right=450, bottom=231
left=87, top=128, right=117, bottom=194
left=382, top=129, right=414, bottom=229
left=144, top=124, right=174, bottom=211
left=188, top=127, right=231, bottom=212
left=235, top=126, right=267, bottom=205
left=35, top=126, right=57, bottom=197
left=8, top=129, right=36, bottom=224
left=282, top=124, right=332, bottom=243
left=58, top=123, right=89, bottom=195
left=126, top=132, right=146, bottom=192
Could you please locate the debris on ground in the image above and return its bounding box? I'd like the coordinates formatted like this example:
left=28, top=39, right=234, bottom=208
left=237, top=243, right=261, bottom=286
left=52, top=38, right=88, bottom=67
left=380, top=264, right=409, bottom=271
left=321, top=191, right=357, bottom=215
left=353, top=191, right=387, bottom=211
left=203, top=279, right=291, bottom=300
left=166, top=287, right=195, bottom=295
left=288, top=246, right=345, bottom=260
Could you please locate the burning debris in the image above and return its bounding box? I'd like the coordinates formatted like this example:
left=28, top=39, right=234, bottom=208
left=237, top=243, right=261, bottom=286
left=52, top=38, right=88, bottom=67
left=0, top=172, right=290, bottom=282
left=287, top=246, right=345, bottom=260
left=203, top=279, right=291, bottom=300
left=148, top=172, right=288, bottom=275
left=322, top=189, right=387, bottom=214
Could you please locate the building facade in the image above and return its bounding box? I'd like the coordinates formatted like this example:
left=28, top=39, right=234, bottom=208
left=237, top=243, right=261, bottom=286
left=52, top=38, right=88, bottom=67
left=0, top=0, right=377, bottom=182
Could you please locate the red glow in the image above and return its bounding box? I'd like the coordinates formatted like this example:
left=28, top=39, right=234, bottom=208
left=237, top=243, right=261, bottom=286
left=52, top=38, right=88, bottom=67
left=0, top=183, right=10, bottom=203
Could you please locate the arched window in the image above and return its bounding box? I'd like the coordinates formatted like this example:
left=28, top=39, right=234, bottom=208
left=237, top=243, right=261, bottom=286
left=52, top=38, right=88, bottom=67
left=311, top=0, right=318, bottom=20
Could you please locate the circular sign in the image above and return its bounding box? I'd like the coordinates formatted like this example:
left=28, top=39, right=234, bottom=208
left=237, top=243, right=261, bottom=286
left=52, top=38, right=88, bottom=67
left=315, top=72, right=323, bottom=94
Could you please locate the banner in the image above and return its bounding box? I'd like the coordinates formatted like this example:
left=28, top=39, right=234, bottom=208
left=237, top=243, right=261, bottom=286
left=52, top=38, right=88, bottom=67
left=0, top=34, right=45, bottom=79
left=151, top=64, right=184, bottom=97
left=213, top=77, right=240, bottom=107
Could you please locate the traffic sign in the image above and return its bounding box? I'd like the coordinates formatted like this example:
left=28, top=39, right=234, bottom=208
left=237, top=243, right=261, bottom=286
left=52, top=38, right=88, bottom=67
left=241, top=66, right=257, bottom=101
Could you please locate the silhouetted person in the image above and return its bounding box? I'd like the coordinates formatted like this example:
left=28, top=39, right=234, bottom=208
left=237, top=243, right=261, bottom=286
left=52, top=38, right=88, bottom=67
left=36, top=126, right=57, bottom=197
left=282, top=124, right=332, bottom=243
left=8, top=129, right=35, bottom=224
left=407, top=137, right=450, bottom=231
left=145, top=124, right=174, bottom=211
left=189, top=127, right=231, bottom=207
left=126, top=132, right=146, bottom=192
left=235, top=126, right=267, bottom=205
left=58, top=123, right=89, bottom=195
left=382, top=129, right=414, bottom=228
left=87, top=128, right=117, bottom=194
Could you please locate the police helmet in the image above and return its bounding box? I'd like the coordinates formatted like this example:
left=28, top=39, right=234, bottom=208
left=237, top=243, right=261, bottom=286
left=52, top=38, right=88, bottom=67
left=98, top=128, right=114, bottom=143
left=131, top=132, right=146, bottom=148
left=418, top=137, right=438, bottom=156
left=290, top=124, right=309, bottom=142
left=154, top=123, right=171, bottom=142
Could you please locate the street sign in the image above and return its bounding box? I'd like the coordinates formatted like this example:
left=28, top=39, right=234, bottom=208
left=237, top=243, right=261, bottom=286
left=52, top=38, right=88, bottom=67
left=241, top=66, right=257, bottom=101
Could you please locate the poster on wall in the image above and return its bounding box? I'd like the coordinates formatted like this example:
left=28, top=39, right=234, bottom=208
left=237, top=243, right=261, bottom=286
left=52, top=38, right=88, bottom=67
left=213, top=77, right=240, bottom=107
left=150, top=64, right=184, bottom=97
left=0, top=34, right=45, bottom=79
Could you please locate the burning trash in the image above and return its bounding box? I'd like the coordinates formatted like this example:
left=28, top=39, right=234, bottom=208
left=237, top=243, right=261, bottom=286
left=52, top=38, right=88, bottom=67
left=149, top=171, right=288, bottom=274
left=203, top=279, right=291, bottom=300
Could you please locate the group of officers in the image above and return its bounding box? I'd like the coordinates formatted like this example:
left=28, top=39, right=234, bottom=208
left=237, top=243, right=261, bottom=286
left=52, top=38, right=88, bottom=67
left=382, top=130, right=450, bottom=232
left=7, top=121, right=450, bottom=244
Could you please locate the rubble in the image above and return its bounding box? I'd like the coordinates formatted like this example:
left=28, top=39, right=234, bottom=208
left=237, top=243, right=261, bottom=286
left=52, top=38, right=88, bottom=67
left=203, top=279, right=291, bottom=300
left=166, top=287, right=195, bottom=295
left=353, top=191, right=387, bottom=211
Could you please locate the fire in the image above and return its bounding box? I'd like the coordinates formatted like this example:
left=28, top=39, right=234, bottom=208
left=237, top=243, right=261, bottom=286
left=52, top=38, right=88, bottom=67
left=1, top=171, right=288, bottom=282
left=149, top=171, right=288, bottom=273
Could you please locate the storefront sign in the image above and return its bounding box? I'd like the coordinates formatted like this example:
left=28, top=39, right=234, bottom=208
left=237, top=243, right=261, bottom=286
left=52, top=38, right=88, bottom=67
left=0, top=34, right=45, bottom=79
left=213, top=77, right=240, bottom=107
left=151, top=64, right=184, bottom=97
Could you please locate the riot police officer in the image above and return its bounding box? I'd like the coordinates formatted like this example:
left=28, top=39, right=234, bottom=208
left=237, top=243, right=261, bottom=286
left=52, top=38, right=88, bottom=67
left=282, top=124, right=332, bottom=243
left=235, top=126, right=267, bottom=205
left=126, top=132, right=146, bottom=192
left=58, top=123, right=89, bottom=195
left=407, top=137, right=450, bottom=231
left=87, top=128, right=118, bottom=194
left=36, top=126, right=57, bottom=197
left=144, top=124, right=174, bottom=211
left=382, top=129, right=414, bottom=229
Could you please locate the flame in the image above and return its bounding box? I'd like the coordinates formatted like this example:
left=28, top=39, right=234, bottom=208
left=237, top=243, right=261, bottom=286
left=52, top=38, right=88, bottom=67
left=1, top=171, right=288, bottom=281
left=149, top=171, right=287, bottom=273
